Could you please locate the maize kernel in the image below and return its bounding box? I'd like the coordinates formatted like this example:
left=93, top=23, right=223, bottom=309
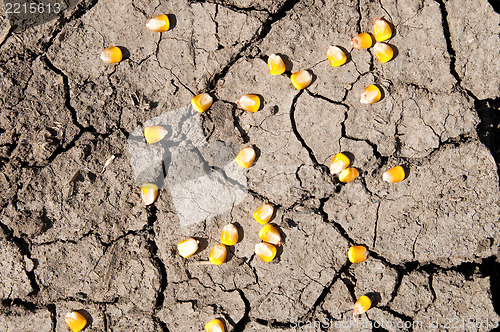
left=348, top=246, right=368, bottom=263
left=268, top=54, right=286, bottom=75
left=234, top=146, right=256, bottom=168
left=205, top=318, right=225, bottom=332
left=146, top=14, right=170, bottom=32
left=220, top=224, right=239, bottom=246
left=209, top=244, right=227, bottom=265
left=253, top=204, right=274, bottom=225
left=258, top=224, right=282, bottom=246
left=353, top=295, right=372, bottom=317
left=351, top=33, right=373, bottom=49
left=360, top=85, right=381, bottom=104
left=291, top=70, right=312, bottom=90
left=338, top=167, right=359, bottom=183
left=383, top=165, right=405, bottom=183
left=177, top=238, right=199, bottom=258
left=329, top=152, right=350, bottom=175
left=255, top=242, right=277, bottom=262
left=373, top=42, right=394, bottom=63
left=144, top=125, right=168, bottom=143
left=65, top=311, right=87, bottom=332
left=373, top=18, right=392, bottom=42
left=100, top=46, right=122, bottom=64
left=237, top=94, right=261, bottom=112
left=191, top=93, right=213, bottom=113
left=140, top=183, right=158, bottom=205
left=327, top=46, right=347, bottom=67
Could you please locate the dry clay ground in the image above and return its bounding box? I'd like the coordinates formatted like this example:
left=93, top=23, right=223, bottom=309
left=0, top=0, right=499, bottom=331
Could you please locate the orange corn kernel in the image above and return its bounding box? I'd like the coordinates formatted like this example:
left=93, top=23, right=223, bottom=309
left=268, top=54, right=286, bottom=75
left=144, top=125, right=168, bottom=143
left=351, top=33, right=373, bottom=49
left=65, top=311, right=87, bottom=332
left=373, top=18, right=392, bottom=42
left=100, top=46, right=122, bottom=63
left=255, top=242, right=277, bottom=262
left=327, top=46, right=347, bottom=67
left=360, top=85, right=381, bottom=104
left=177, top=238, right=199, bottom=258
left=220, top=224, right=239, bottom=246
left=383, top=165, right=405, bottom=183
left=234, top=146, right=256, bottom=168
left=258, top=224, right=282, bottom=246
left=338, top=167, right=359, bottom=183
left=146, top=14, right=170, bottom=32
left=209, top=244, right=227, bottom=265
left=237, top=94, right=261, bottom=112
left=348, top=246, right=368, bottom=263
left=353, top=295, right=372, bottom=317
left=191, top=93, right=213, bottom=113
left=329, top=152, right=351, bottom=175
left=253, top=204, right=274, bottom=225
left=205, top=318, right=225, bottom=332
left=373, top=42, right=394, bottom=63
left=140, top=183, right=158, bottom=205
left=290, top=70, right=312, bottom=90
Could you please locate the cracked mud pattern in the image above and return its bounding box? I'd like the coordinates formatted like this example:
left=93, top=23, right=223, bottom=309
left=0, top=0, right=499, bottom=331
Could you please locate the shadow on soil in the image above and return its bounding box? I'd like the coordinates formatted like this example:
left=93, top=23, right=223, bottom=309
left=479, top=257, right=500, bottom=317
left=474, top=97, right=500, bottom=184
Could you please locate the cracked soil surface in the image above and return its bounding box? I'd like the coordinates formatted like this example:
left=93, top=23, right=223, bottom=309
left=0, top=0, right=499, bottom=331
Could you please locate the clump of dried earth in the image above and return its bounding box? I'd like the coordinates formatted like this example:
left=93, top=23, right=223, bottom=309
left=0, top=0, right=499, bottom=331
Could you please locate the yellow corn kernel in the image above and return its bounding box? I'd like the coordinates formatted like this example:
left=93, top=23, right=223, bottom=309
left=329, top=152, right=350, bottom=175
left=177, top=238, right=199, bottom=258
left=351, top=33, right=373, bottom=49
left=255, top=242, right=277, bottom=262
left=191, top=93, right=213, bottom=113
left=144, top=125, right=168, bottom=143
left=383, top=165, right=405, bottom=183
left=338, top=167, right=359, bottom=183
left=373, top=42, right=394, bottom=63
left=327, top=46, right=347, bottom=67
left=205, top=318, right=225, bottom=332
left=146, top=14, right=170, bottom=32
left=360, top=85, right=381, bottom=104
left=258, top=224, right=282, bottom=246
left=65, top=311, right=87, bottom=332
left=373, top=18, right=392, bottom=42
left=100, top=46, right=122, bottom=64
left=268, top=54, right=286, bottom=75
left=353, top=295, right=372, bottom=317
left=234, top=146, right=256, bottom=168
left=140, top=183, right=158, bottom=205
left=253, top=204, right=274, bottom=225
left=348, top=246, right=368, bottom=263
left=220, top=224, right=239, bottom=246
left=237, top=94, right=261, bottom=112
left=209, top=243, right=227, bottom=265
left=290, top=70, right=312, bottom=90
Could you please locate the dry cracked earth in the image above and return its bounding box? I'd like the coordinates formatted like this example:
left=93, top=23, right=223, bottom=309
left=0, top=0, right=499, bottom=331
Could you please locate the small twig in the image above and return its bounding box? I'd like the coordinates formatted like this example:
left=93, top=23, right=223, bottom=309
left=101, top=155, right=116, bottom=173
left=67, top=170, right=80, bottom=184
left=67, top=170, right=81, bottom=197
